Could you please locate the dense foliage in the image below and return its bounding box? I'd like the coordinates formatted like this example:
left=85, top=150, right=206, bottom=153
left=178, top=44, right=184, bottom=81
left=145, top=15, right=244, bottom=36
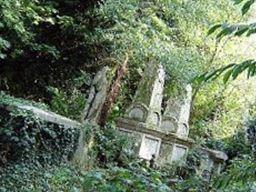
left=0, top=93, right=80, bottom=166
left=0, top=0, right=240, bottom=104
left=1, top=0, right=256, bottom=191
left=0, top=95, right=173, bottom=191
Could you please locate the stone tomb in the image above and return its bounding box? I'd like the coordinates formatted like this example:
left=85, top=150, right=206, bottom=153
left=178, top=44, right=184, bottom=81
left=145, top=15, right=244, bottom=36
left=116, top=62, right=227, bottom=175
left=117, top=117, right=194, bottom=165
left=0, top=104, right=87, bottom=166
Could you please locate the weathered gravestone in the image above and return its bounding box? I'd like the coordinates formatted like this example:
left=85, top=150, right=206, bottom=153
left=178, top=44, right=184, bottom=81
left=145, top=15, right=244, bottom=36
left=199, top=148, right=228, bottom=181
left=118, top=63, right=165, bottom=161
left=82, top=66, right=111, bottom=124
left=126, top=63, right=165, bottom=128
left=161, top=84, right=192, bottom=137
left=157, top=84, right=193, bottom=164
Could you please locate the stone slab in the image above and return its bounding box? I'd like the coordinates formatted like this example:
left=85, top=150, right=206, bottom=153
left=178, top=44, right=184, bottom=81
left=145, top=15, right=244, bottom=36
left=139, top=134, right=161, bottom=160
left=171, top=144, right=188, bottom=162
left=117, top=118, right=194, bottom=146
left=19, top=105, right=81, bottom=128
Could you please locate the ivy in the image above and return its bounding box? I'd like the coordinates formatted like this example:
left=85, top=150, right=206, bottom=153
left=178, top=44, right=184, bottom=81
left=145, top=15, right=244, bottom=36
left=0, top=93, right=83, bottom=166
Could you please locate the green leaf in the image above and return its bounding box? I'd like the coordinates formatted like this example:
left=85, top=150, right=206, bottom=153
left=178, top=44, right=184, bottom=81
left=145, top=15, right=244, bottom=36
left=234, top=25, right=249, bottom=36
left=233, top=0, right=245, bottom=5
left=223, top=69, right=233, bottom=83
left=204, top=71, right=218, bottom=82
left=251, top=62, right=256, bottom=76
left=216, top=27, right=233, bottom=39
left=247, top=61, right=256, bottom=78
left=242, top=0, right=255, bottom=15
left=192, top=72, right=208, bottom=84
left=0, top=37, right=11, bottom=49
left=232, top=60, right=253, bottom=79
left=246, top=24, right=256, bottom=36
left=207, top=24, right=222, bottom=36
left=0, top=53, right=6, bottom=59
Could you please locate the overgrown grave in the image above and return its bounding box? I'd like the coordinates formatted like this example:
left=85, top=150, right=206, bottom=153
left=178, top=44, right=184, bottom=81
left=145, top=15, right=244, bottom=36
left=0, top=92, right=90, bottom=167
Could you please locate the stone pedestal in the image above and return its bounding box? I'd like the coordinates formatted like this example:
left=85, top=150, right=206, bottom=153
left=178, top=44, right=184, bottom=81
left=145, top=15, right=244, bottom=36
left=116, top=118, right=194, bottom=164
left=199, top=148, right=228, bottom=177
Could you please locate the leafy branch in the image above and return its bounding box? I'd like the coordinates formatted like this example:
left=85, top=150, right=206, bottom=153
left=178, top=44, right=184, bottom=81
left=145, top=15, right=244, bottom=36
left=195, top=0, right=256, bottom=84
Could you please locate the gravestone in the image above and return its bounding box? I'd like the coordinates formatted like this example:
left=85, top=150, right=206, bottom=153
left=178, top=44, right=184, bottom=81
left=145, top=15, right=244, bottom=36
left=199, top=148, right=228, bottom=181
left=126, top=63, right=165, bottom=128
left=82, top=66, right=110, bottom=124
left=116, top=65, right=227, bottom=177
left=161, top=84, right=192, bottom=137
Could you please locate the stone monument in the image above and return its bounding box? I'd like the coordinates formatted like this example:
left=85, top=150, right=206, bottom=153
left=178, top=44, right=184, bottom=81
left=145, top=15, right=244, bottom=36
left=116, top=62, right=228, bottom=176
left=125, top=62, right=164, bottom=128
